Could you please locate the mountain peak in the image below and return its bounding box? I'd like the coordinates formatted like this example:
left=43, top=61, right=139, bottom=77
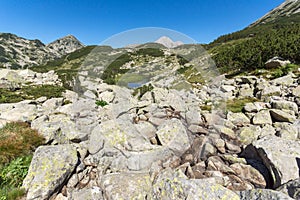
left=155, top=36, right=183, bottom=48
left=47, top=35, right=85, bottom=55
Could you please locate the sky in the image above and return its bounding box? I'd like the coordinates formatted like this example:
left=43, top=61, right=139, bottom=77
left=0, top=0, right=285, bottom=46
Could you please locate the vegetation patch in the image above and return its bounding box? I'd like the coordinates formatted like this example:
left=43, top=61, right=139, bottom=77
left=30, top=46, right=96, bottom=89
left=209, top=23, right=300, bottom=76
left=0, top=122, right=44, bottom=200
left=226, top=97, right=257, bottom=113
left=133, top=84, right=154, bottom=100
left=95, top=100, right=108, bottom=107
left=0, top=85, right=65, bottom=103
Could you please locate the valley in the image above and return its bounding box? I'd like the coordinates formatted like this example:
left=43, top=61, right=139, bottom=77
left=0, top=1, right=300, bottom=200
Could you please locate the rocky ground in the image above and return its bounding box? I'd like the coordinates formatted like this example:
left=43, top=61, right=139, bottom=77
left=0, top=68, right=300, bottom=200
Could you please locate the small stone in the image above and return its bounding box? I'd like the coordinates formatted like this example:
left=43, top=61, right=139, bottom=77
left=225, top=142, right=241, bottom=153
left=199, top=143, right=217, bottom=160
left=214, top=138, right=226, bottom=154
left=215, top=125, right=236, bottom=140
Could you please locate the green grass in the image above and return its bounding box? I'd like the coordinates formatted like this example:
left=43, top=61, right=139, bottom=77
left=226, top=97, right=257, bottom=113
left=0, top=85, right=65, bottom=103
left=0, top=122, right=44, bottom=200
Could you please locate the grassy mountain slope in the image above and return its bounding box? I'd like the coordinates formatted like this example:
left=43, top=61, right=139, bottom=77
left=206, top=1, right=300, bottom=76
left=30, top=45, right=96, bottom=89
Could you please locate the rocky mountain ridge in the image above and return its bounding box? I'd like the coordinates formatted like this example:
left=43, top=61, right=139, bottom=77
left=250, top=0, right=300, bottom=27
left=0, top=33, right=84, bottom=68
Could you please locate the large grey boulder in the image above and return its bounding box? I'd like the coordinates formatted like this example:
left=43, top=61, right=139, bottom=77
left=252, top=109, right=272, bottom=125
left=271, top=100, right=298, bottom=113
left=239, top=189, right=293, bottom=200
left=0, top=101, right=38, bottom=122
left=227, top=112, right=250, bottom=125
left=23, top=145, right=78, bottom=200
left=270, top=109, right=296, bottom=123
left=292, top=86, right=300, bottom=97
left=152, top=168, right=240, bottom=200
left=156, top=118, right=190, bottom=155
left=273, top=122, right=298, bottom=140
left=99, top=172, right=152, bottom=199
left=276, top=178, right=300, bottom=199
left=127, top=147, right=172, bottom=171
left=70, top=187, right=104, bottom=200
left=265, top=57, right=291, bottom=69
left=243, top=135, right=300, bottom=188
left=272, top=74, right=294, bottom=86
left=89, top=119, right=149, bottom=154
left=257, top=85, right=281, bottom=98
left=237, top=125, right=261, bottom=145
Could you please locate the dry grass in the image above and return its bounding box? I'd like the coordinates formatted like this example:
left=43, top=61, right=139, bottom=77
left=0, top=122, right=44, bottom=165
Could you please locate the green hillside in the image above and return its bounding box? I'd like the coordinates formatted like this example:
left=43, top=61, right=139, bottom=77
left=207, top=13, right=300, bottom=76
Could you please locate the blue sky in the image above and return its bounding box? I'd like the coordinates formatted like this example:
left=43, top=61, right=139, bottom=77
left=0, top=0, right=284, bottom=46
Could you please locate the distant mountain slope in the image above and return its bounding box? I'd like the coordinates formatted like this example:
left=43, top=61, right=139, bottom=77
left=206, top=0, right=300, bottom=76
left=155, top=36, right=183, bottom=48
left=208, top=0, right=300, bottom=47
left=250, top=0, right=300, bottom=27
left=0, top=33, right=84, bottom=69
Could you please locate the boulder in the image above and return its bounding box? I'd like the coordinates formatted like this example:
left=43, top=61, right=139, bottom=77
left=265, top=57, right=291, bottom=68
left=152, top=168, right=240, bottom=200
left=272, top=74, right=294, bottom=86
left=270, top=109, right=296, bottom=123
left=98, top=91, right=115, bottom=103
left=243, top=135, right=300, bottom=188
left=227, top=112, right=250, bottom=125
left=238, top=85, right=254, bottom=98
left=215, top=125, right=236, bottom=140
left=70, top=187, right=104, bottom=200
left=156, top=118, right=190, bottom=155
left=99, top=172, right=152, bottom=199
left=185, top=109, right=202, bottom=126
left=0, top=101, right=37, bottom=122
left=252, top=110, right=272, bottom=125
left=260, top=124, right=276, bottom=138
left=230, top=163, right=266, bottom=188
left=244, top=102, right=264, bottom=113
left=258, top=85, right=281, bottom=98
left=271, top=100, right=298, bottom=113
left=221, top=85, right=236, bottom=93
left=238, top=125, right=261, bottom=145
left=239, top=189, right=293, bottom=200
left=22, top=145, right=78, bottom=200
left=276, top=178, right=300, bottom=199
left=127, top=147, right=173, bottom=171
left=273, top=122, right=298, bottom=140
left=292, top=86, right=300, bottom=97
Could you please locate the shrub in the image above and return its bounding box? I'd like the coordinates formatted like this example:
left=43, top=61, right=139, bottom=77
left=95, top=100, right=108, bottom=107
